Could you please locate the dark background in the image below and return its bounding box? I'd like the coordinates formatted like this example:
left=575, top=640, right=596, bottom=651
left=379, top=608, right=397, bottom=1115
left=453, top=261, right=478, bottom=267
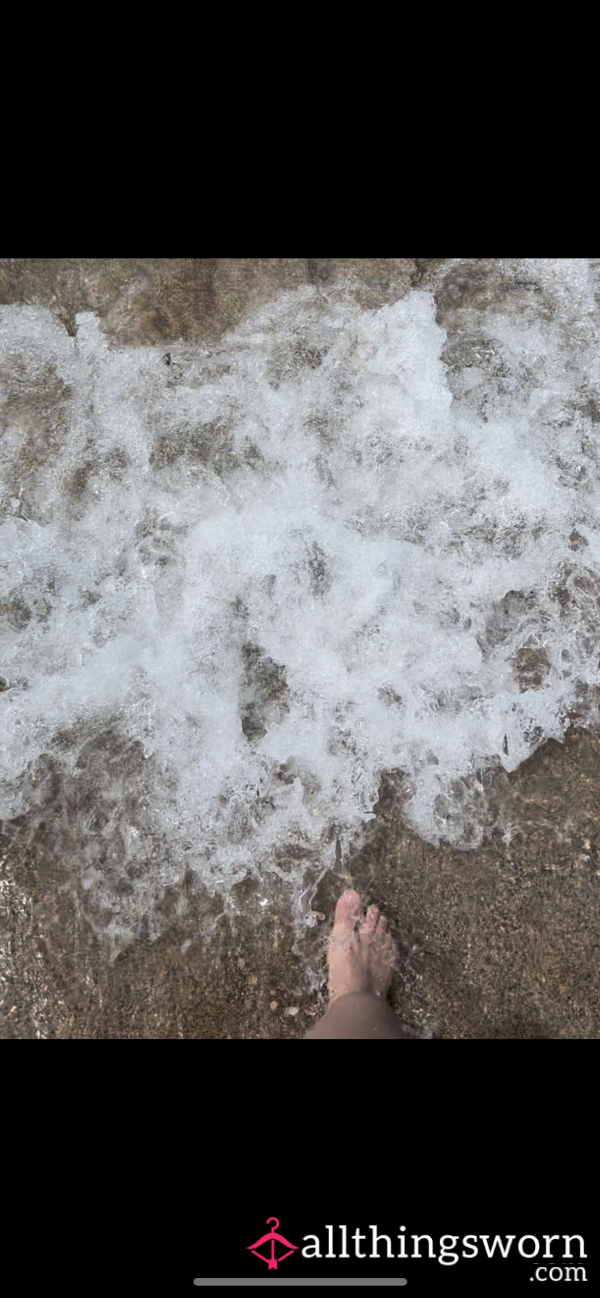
left=23, top=1118, right=593, bottom=1296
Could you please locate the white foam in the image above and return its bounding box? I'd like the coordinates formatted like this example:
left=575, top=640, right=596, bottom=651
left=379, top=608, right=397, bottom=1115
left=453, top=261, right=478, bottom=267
left=1, top=264, right=600, bottom=939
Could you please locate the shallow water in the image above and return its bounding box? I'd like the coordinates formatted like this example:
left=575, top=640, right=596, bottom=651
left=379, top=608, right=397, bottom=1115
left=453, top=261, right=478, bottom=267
left=2, top=260, right=600, bottom=955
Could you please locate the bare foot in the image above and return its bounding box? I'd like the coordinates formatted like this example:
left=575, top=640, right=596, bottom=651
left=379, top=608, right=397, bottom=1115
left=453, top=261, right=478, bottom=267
left=327, top=888, right=400, bottom=1005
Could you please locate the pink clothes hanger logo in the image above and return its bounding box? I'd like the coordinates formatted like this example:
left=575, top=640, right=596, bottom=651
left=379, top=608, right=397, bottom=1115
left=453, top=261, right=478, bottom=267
left=247, top=1218, right=299, bottom=1271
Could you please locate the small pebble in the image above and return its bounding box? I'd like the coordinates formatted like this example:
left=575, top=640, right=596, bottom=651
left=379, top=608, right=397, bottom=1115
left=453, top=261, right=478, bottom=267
left=270, top=1000, right=278, bottom=1011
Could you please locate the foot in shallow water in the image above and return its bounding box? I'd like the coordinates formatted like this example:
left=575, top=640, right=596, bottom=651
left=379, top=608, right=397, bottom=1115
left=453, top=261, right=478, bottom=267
left=327, top=888, right=400, bottom=1005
